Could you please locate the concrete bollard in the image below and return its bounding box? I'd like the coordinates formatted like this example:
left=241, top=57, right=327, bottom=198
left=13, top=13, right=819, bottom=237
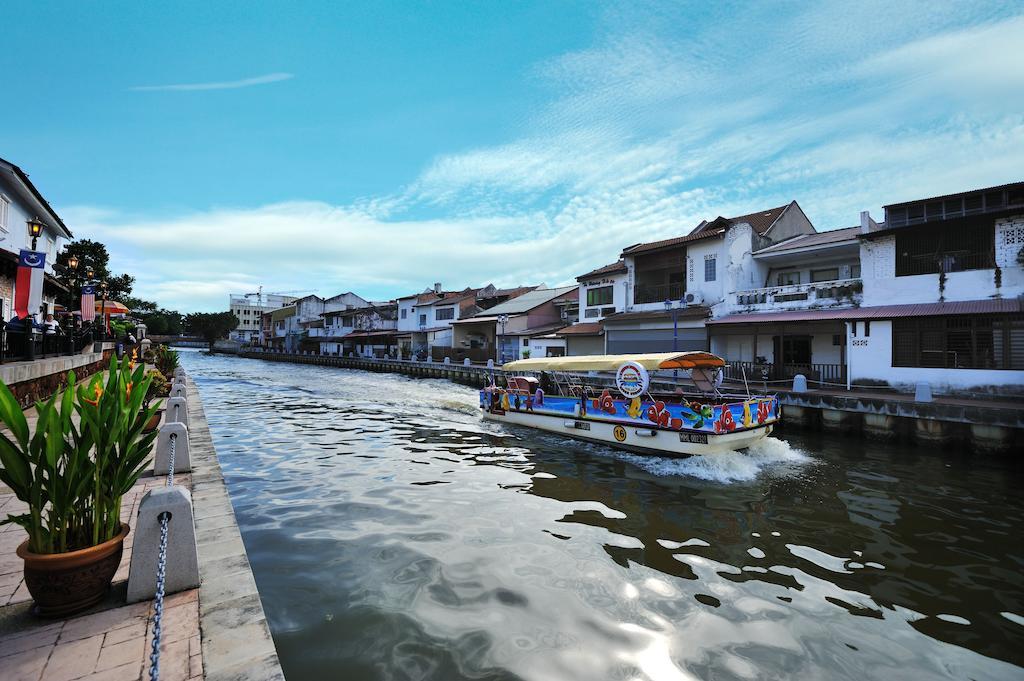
left=444, top=356, right=451, bottom=365
left=126, top=487, right=200, bottom=603
left=464, top=358, right=471, bottom=366
left=155, top=422, right=191, bottom=475
left=169, top=383, right=187, bottom=399
left=792, top=374, right=807, bottom=393
left=165, top=397, right=189, bottom=429
left=914, top=382, right=932, bottom=402
left=173, top=367, right=185, bottom=379
left=487, top=359, right=494, bottom=368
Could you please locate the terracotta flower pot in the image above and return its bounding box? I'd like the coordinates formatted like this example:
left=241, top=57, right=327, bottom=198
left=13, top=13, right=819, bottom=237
left=16, top=523, right=130, bottom=617
left=142, top=408, right=164, bottom=433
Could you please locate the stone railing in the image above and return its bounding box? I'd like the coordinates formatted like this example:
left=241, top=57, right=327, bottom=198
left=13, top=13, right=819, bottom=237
left=731, top=278, right=862, bottom=311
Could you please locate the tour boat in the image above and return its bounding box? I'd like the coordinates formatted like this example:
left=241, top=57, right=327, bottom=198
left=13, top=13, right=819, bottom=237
left=480, top=352, right=780, bottom=456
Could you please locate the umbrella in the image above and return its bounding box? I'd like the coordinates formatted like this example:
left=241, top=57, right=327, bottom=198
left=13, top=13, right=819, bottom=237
left=96, top=300, right=130, bottom=314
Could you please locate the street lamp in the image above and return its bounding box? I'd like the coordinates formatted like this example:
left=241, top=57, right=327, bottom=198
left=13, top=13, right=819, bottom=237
left=26, top=217, right=45, bottom=250
left=497, top=314, right=509, bottom=363
left=86, top=266, right=95, bottom=280
left=67, top=254, right=80, bottom=271
left=99, top=281, right=109, bottom=339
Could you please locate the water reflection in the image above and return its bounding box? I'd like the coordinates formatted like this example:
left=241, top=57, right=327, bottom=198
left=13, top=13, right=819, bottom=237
left=183, top=351, right=1024, bottom=680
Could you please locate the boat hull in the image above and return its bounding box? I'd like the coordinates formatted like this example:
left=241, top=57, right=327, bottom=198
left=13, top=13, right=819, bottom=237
left=482, top=408, right=774, bottom=456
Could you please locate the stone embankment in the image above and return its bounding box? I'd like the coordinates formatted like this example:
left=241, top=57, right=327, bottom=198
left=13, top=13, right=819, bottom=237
left=242, top=349, right=1023, bottom=454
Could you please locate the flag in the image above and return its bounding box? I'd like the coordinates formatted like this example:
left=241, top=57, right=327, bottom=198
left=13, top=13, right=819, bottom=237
left=14, top=250, right=46, bottom=320
left=81, top=285, right=96, bottom=322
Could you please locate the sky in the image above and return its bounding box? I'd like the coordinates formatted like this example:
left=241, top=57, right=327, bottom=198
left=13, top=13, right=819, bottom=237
left=2, top=1, right=1022, bottom=312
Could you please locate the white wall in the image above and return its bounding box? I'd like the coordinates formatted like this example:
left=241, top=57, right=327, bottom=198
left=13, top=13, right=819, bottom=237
left=397, top=298, right=418, bottom=332
left=685, top=239, right=726, bottom=307
left=579, top=271, right=627, bottom=319
left=0, top=177, right=64, bottom=274
left=861, top=215, right=1024, bottom=306
left=528, top=337, right=566, bottom=357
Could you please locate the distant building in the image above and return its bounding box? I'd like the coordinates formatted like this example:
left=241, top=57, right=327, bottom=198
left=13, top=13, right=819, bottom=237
left=0, top=157, right=74, bottom=321
left=228, top=292, right=299, bottom=343
left=319, top=301, right=398, bottom=357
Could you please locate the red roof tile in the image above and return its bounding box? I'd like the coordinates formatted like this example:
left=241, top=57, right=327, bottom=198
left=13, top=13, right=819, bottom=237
left=555, top=322, right=604, bottom=336
left=577, top=260, right=627, bottom=281
left=622, top=204, right=791, bottom=256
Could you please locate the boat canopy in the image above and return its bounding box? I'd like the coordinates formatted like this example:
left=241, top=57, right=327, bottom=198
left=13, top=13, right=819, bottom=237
left=501, top=351, right=726, bottom=372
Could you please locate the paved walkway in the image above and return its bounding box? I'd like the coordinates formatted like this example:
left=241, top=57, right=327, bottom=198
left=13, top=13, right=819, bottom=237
left=0, top=378, right=203, bottom=680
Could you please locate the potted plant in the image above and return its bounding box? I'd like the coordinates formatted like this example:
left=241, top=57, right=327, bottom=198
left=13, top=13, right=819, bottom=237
left=142, top=369, right=168, bottom=433
left=0, top=357, right=159, bottom=616
left=154, top=345, right=180, bottom=382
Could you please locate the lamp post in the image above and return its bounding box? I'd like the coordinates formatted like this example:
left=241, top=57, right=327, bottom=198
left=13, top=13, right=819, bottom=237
left=664, top=296, right=686, bottom=380
left=26, top=217, right=45, bottom=251
left=99, top=281, right=108, bottom=340
left=497, top=314, right=509, bottom=364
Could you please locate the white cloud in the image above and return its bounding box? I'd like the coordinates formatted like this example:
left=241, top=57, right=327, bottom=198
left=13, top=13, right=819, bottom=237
left=72, top=5, right=1024, bottom=312
left=129, top=72, right=294, bottom=92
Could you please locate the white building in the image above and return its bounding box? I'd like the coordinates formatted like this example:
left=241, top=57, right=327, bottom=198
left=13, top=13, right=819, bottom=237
left=0, top=157, right=73, bottom=321
left=318, top=301, right=397, bottom=357
left=228, top=292, right=298, bottom=342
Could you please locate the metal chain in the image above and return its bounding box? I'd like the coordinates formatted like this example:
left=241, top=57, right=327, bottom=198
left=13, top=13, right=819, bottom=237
left=166, top=433, right=176, bottom=488
left=148, top=511, right=170, bottom=681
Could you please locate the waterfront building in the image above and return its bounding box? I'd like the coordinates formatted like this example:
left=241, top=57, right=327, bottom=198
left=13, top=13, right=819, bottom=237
left=599, top=202, right=815, bottom=354
left=228, top=292, right=298, bottom=343
left=296, top=292, right=369, bottom=352
left=0, top=157, right=73, bottom=321
left=451, top=285, right=579, bottom=363
left=396, top=283, right=537, bottom=360
left=318, top=301, right=398, bottom=357
left=267, top=305, right=298, bottom=351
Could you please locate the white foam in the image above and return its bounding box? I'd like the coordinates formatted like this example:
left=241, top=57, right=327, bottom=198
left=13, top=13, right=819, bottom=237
left=611, top=436, right=811, bottom=483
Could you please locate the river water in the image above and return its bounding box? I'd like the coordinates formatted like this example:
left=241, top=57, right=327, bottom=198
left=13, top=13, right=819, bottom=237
left=183, top=351, right=1024, bottom=680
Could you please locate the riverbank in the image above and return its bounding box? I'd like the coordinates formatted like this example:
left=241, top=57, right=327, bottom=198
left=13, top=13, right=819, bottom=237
left=240, top=349, right=1024, bottom=454
left=0, top=374, right=284, bottom=680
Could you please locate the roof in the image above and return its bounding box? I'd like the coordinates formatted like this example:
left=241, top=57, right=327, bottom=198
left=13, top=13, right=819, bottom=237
left=577, top=260, right=627, bottom=281
left=343, top=329, right=397, bottom=338
left=0, top=157, right=73, bottom=239
left=883, top=181, right=1024, bottom=209
left=622, top=204, right=790, bottom=257
left=467, top=285, right=578, bottom=317
left=753, top=226, right=861, bottom=255
left=502, top=351, right=725, bottom=372
left=707, top=298, right=1023, bottom=325
left=554, top=322, right=604, bottom=336
left=270, top=306, right=296, bottom=322
left=502, top=322, right=567, bottom=337
left=602, top=307, right=711, bottom=324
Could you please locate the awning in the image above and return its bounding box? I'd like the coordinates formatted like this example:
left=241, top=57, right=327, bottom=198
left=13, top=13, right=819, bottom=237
left=708, top=298, right=1022, bottom=325
left=501, top=351, right=725, bottom=372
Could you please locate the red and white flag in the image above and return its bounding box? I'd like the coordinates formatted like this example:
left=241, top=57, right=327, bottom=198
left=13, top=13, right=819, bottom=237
left=81, top=285, right=96, bottom=322
left=14, top=250, right=46, bottom=320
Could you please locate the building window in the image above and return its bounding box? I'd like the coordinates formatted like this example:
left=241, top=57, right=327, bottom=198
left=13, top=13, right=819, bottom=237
left=850, top=263, right=861, bottom=279
left=832, top=334, right=843, bottom=346
left=584, top=308, right=600, bottom=318
left=704, top=255, right=716, bottom=282
left=436, top=307, right=455, bottom=321
left=401, top=309, right=407, bottom=319
left=777, top=271, right=800, bottom=286
left=0, top=195, right=9, bottom=232
left=343, top=317, right=352, bottom=328
left=586, top=286, right=613, bottom=306
left=895, top=223, right=995, bottom=276
left=523, top=338, right=529, bottom=347
left=419, top=314, right=426, bottom=326
left=893, top=315, right=1023, bottom=369
left=811, top=268, right=839, bottom=283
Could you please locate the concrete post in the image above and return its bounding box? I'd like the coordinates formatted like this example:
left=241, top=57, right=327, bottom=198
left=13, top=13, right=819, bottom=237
left=165, top=397, right=189, bottom=429
left=155, top=422, right=190, bottom=475
left=914, top=382, right=932, bottom=402
left=173, top=367, right=186, bottom=379
left=169, top=383, right=187, bottom=399
left=126, top=486, right=200, bottom=603
left=792, top=374, right=808, bottom=393
left=464, top=358, right=471, bottom=366
left=487, top=359, right=494, bottom=368
left=443, top=356, right=451, bottom=365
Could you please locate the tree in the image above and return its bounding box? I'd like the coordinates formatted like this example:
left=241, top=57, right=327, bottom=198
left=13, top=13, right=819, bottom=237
left=185, top=312, right=239, bottom=349
left=55, top=240, right=136, bottom=309
left=141, top=309, right=184, bottom=336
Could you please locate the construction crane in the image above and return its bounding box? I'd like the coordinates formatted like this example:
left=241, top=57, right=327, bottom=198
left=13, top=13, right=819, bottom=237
left=244, top=286, right=316, bottom=308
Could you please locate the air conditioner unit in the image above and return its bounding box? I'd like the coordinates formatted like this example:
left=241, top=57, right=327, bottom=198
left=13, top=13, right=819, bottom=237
left=684, top=292, right=704, bottom=306
left=560, top=309, right=568, bottom=320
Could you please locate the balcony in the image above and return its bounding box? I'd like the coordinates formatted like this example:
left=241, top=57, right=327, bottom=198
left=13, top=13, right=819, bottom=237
left=732, top=278, right=862, bottom=312
left=634, top=282, right=685, bottom=305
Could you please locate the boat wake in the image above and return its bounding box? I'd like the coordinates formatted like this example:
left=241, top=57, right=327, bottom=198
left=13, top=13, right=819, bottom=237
left=613, top=436, right=811, bottom=483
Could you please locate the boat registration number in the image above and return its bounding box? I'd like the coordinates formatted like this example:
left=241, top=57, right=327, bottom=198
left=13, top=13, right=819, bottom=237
left=573, top=421, right=591, bottom=431
left=679, top=432, right=708, bottom=445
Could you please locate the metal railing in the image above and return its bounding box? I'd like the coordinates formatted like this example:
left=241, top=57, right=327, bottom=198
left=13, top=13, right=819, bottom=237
left=0, top=325, right=98, bottom=363
left=633, top=282, right=685, bottom=305
left=148, top=398, right=181, bottom=681
left=723, top=360, right=846, bottom=383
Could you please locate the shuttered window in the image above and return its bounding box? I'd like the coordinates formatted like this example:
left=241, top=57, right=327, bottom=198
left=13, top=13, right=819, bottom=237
left=892, top=315, right=1024, bottom=369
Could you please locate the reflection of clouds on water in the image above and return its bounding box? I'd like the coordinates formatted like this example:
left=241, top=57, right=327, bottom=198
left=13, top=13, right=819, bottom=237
left=186, top=353, right=1024, bottom=681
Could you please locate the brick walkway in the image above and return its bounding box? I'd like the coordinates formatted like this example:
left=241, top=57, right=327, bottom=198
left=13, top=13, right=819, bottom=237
left=0, top=471, right=203, bottom=680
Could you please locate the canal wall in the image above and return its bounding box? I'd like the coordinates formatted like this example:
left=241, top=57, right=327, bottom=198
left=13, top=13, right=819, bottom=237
left=185, top=379, right=286, bottom=680
left=239, top=350, right=1023, bottom=454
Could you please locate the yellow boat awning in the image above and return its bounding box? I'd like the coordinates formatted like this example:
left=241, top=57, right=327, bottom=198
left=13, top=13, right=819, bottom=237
left=501, top=351, right=725, bottom=372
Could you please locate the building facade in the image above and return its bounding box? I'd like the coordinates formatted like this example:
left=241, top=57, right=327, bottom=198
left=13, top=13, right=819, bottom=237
left=228, top=292, right=298, bottom=343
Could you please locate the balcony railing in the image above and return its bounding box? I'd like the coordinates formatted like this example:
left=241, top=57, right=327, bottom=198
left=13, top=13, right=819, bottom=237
left=634, top=282, right=685, bottom=305
left=723, top=360, right=846, bottom=384
left=734, top=278, right=862, bottom=309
